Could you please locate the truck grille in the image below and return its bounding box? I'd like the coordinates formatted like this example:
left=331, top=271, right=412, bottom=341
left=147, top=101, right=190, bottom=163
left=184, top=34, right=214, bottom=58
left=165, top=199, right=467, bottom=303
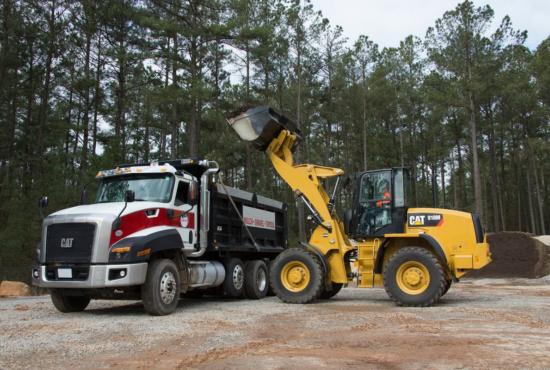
left=45, top=223, right=96, bottom=263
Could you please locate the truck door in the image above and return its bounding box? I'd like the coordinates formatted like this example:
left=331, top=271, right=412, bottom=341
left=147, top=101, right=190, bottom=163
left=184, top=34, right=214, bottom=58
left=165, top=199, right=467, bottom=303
left=174, top=180, right=198, bottom=249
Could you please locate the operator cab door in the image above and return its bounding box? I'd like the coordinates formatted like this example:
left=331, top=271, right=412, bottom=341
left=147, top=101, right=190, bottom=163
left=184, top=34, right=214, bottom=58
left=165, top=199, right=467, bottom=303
left=349, top=168, right=410, bottom=238
left=173, top=179, right=199, bottom=249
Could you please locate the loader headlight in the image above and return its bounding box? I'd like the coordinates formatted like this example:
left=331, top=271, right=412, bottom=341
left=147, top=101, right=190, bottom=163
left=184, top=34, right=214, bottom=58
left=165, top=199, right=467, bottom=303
left=32, top=269, right=39, bottom=279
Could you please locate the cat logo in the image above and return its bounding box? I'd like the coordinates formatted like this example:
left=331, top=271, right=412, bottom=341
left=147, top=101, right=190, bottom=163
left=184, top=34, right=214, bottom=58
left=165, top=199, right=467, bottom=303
left=408, top=213, right=443, bottom=227
left=409, top=215, right=425, bottom=226
left=60, top=238, right=74, bottom=248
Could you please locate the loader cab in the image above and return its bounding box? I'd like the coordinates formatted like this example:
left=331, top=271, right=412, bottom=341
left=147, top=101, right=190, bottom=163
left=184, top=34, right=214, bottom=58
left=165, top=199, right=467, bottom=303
left=347, top=168, right=411, bottom=238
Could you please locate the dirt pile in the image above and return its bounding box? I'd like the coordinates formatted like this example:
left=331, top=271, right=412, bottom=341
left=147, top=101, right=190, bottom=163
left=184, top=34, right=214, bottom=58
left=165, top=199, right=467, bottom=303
left=0, top=281, right=32, bottom=297
left=469, top=232, right=550, bottom=279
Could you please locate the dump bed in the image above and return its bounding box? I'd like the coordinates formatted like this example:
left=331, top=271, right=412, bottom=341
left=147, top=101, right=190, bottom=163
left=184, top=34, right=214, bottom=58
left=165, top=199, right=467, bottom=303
left=207, top=183, right=287, bottom=254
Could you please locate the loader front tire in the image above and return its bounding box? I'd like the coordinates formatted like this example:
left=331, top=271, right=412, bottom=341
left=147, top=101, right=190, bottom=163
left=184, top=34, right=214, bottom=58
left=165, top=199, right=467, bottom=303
left=383, top=247, right=445, bottom=307
left=319, top=283, right=343, bottom=299
left=270, top=248, right=324, bottom=304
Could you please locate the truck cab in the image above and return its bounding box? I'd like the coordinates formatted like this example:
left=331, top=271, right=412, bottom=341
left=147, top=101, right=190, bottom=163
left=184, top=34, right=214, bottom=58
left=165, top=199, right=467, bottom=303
left=33, top=159, right=287, bottom=315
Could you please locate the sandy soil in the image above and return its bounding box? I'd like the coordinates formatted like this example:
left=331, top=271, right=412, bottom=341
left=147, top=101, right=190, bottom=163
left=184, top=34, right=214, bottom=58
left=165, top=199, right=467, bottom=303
left=1, top=278, right=550, bottom=370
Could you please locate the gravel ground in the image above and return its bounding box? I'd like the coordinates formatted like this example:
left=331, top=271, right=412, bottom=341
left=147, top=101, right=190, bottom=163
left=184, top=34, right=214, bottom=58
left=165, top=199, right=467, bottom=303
left=1, top=277, right=550, bottom=370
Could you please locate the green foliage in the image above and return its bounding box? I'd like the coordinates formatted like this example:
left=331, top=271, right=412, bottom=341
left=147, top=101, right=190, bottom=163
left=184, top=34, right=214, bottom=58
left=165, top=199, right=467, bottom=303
left=0, top=0, right=548, bottom=281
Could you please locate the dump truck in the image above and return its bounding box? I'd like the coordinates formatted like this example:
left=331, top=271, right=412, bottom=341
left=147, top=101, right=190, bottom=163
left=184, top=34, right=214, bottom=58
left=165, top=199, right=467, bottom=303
left=32, top=159, right=287, bottom=315
left=228, top=106, right=491, bottom=306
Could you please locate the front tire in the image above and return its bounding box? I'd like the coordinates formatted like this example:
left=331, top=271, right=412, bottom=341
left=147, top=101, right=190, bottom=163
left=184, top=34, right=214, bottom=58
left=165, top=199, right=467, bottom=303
left=383, top=247, right=445, bottom=307
left=319, top=283, right=343, bottom=299
left=441, top=278, right=452, bottom=296
left=141, top=259, right=180, bottom=316
left=270, top=248, right=324, bottom=304
left=50, top=289, right=90, bottom=313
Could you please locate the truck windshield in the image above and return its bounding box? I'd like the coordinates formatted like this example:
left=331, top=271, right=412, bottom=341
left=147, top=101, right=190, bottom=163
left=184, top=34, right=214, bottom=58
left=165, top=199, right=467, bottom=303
left=95, top=174, right=174, bottom=203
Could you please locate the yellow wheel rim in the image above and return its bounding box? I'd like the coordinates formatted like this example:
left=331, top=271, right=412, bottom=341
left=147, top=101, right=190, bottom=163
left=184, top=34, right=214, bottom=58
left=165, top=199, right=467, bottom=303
left=280, top=261, right=311, bottom=293
left=396, top=261, right=430, bottom=295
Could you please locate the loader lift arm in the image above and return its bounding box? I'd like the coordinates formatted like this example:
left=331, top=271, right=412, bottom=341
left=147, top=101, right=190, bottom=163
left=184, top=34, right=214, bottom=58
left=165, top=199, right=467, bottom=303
left=228, top=107, right=353, bottom=287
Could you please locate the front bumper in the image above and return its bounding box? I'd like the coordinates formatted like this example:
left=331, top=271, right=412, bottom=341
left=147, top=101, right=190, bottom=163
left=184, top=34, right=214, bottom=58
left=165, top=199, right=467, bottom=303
left=32, top=263, right=148, bottom=289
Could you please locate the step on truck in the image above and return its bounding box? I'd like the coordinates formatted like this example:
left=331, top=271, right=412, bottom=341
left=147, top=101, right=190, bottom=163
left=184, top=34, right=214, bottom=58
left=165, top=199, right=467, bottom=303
left=32, top=159, right=288, bottom=315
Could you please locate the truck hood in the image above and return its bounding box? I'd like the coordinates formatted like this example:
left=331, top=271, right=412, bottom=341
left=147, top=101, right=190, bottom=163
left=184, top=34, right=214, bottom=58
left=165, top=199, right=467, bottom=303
left=49, top=201, right=167, bottom=218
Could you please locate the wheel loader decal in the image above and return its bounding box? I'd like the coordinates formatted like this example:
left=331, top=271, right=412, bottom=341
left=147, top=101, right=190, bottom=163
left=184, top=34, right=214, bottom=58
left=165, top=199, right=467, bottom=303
left=408, top=213, right=444, bottom=227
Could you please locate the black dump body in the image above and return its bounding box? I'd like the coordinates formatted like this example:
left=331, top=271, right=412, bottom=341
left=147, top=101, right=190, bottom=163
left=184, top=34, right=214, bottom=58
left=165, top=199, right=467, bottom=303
left=207, top=183, right=287, bottom=256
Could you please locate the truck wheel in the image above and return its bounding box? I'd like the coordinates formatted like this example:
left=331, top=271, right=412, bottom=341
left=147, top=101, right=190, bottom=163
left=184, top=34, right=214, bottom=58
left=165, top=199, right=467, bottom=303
left=244, top=260, right=269, bottom=299
left=141, top=259, right=180, bottom=316
left=50, top=289, right=90, bottom=313
left=223, top=258, right=245, bottom=297
left=270, top=248, right=324, bottom=304
left=319, top=283, right=343, bottom=299
left=383, top=247, right=445, bottom=307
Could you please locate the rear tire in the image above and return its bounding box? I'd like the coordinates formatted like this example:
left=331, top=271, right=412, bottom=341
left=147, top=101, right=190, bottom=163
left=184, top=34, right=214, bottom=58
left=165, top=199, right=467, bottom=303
left=222, top=258, right=245, bottom=298
left=319, top=283, right=343, bottom=299
left=244, top=260, right=269, bottom=299
left=50, top=290, right=90, bottom=313
left=270, top=248, right=324, bottom=304
left=383, top=247, right=445, bottom=307
left=142, top=259, right=180, bottom=316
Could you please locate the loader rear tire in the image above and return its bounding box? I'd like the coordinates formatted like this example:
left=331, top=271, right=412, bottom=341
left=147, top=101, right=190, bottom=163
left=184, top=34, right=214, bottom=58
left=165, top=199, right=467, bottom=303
left=319, top=283, right=343, bottom=299
left=383, top=247, right=445, bottom=307
left=270, top=248, right=324, bottom=304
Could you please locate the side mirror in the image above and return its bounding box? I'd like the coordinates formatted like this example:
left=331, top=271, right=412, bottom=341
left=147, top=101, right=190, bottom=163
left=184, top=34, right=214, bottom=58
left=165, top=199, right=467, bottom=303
left=188, top=182, right=198, bottom=205
left=181, top=204, right=193, bottom=213
left=81, top=189, right=88, bottom=205
left=38, top=196, right=49, bottom=208
left=125, top=190, right=135, bottom=203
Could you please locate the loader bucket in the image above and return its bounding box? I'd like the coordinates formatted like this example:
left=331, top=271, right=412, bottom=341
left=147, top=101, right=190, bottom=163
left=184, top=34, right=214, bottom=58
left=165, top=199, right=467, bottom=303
left=227, top=106, right=302, bottom=151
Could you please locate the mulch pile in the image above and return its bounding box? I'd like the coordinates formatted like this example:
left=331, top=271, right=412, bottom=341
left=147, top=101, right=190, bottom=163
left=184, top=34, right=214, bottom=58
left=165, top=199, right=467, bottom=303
left=468, top=232, right=550, bottom=279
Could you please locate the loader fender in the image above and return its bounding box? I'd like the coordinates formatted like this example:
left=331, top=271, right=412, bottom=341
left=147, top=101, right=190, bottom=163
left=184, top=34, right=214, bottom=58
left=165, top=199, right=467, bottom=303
left=374, top=235, right=448, bottom=274
left=299, top=242, right=331, bottom=289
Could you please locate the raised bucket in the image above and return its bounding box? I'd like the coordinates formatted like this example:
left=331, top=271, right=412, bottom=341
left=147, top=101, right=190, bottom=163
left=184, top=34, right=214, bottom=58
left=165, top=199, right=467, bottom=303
left=227, top=106, right=301, bottom=151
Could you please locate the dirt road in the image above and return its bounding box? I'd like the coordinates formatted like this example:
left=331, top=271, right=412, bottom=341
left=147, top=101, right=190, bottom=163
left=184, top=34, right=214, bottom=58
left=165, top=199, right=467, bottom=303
left=1, top=278, right=550, bottom=369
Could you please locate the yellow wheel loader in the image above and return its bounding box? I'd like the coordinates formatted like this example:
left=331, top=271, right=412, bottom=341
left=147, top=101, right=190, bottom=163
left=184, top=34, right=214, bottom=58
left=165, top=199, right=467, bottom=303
left=227, top=106, right=491, bottom=306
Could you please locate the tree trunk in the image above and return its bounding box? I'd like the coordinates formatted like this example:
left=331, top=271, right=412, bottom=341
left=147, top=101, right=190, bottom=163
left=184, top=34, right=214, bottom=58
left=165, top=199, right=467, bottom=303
left=170, top=35, right=179, bottom=159
left=92, top=34, right=102, bottom=157
left=81, top=29, right=92, bottom=172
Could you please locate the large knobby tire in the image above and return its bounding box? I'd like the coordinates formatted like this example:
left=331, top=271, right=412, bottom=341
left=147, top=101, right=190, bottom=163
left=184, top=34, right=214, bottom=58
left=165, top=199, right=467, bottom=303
left=441, top=278, right=452, bottom=296
left=50, top=289, right=91, bottom=313
left=223, top=258, right=245, bottom=298
left=244, top=260, right=269, bottom=299
left=270, top=248, right=324, bottom=304
left=383, top=247, right=445, bottom=307
left=319, top=283, right=343, bottom=300
left=141, top=259, right=181, bottom=316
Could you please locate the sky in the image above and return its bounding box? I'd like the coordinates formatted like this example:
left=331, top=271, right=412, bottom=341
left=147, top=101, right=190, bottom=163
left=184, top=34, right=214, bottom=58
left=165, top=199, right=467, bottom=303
left=309, top=0, right=549, bottom=50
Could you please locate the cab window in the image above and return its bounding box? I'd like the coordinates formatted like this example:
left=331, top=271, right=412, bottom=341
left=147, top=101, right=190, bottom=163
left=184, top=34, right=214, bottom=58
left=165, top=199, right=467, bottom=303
left=175, top=181, right=190, bottom=206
